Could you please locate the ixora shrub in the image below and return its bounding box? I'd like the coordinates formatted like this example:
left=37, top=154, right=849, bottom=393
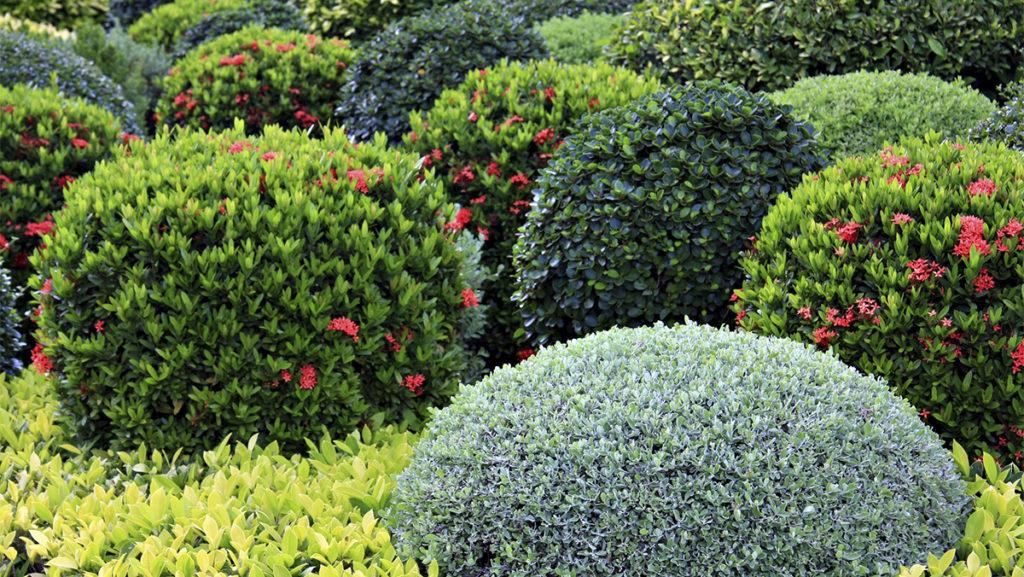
left=172, top=0, right=305, bottom=60
left=390, top=323, right=969, bottom=577
left=406, top=59, right=660, bottom=362
left=610, top=0, right=1024, bottom=93
left=128, top=0, right=251, bottom=48
left=304, top=0, right=438, bottom=41
left=158, top=27, right=354, bottom=134
left=33, top=123, right=473, bottom=453
left=771, top=71, right=996, bottom=160
left=536, top=11, right=625, bottom=64
left=335, top=0, right=548, bottom=142
left=0, top=30, right=140, bottom=135
left=733, top=135, right=1024, bottom=464
left=514, top=82, right=824, bottom=346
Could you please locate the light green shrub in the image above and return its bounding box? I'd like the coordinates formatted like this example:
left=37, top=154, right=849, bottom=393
left=536, top=11, right=625, bottom=64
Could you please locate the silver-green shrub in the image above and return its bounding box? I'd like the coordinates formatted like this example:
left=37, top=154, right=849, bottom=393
left=389, top=323, right=970, bottom=577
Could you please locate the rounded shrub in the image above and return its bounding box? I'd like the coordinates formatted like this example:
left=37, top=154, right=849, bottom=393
left=389, top=322, right=970, bottom=577
left=0, top=30, right=141, bottom=135
left=489, top=0, right=637, bottom=25
left=303, top=0, right=439, bottom=41
left=334, top=0, right=548, bottom=143
left=33, top=123, right=473, bottom=453
left=733, top=135, right=1024, bottom=464
left=128, top=0, right=251, bottom=48
left=610, top=0, right=1024, bottom=94
left=771, top=71, right=996, bottom=160
left=513, top=82, right=825, bottom=346
left=536, top=11, right=625, bottom=65
left=406, top=59, right=660, bottom=363
left=171, top=0, right=305, bottom=61
left=106, top=0, right=175, bottom=27
left=1, top=0, right=106, bottom=28
left=158, top=27, right=354, bottom=134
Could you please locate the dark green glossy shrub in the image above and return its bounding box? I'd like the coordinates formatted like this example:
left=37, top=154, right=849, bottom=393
left=172, top=0, right=305, bottom=61
left=0, top=30, right=140, bottom=135
left=33, top=123, right=472, bottom=452
left=390, top=322, right=969, bottom=577
left=106, top=0, right=174, bottom=27
left=158, top=27, right=354, bottom=134
left=536, top=11, right=625, bottom=64
left=514, top=82, right=825, bottom=346
left=334, top=0, right=547, bottom=142
left=610, top=0, right=1024, bottom=94
left=406, top=59, right=660, bottom=363
left=304, top=0, right=440, bottom=41
left=733, top=135, right=1024, bottom=465
left=491, top=0, right=636, bottom=24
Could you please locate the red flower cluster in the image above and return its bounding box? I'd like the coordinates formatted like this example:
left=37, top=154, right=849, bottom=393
left=996, top=219, right=1024, bottom=252
left=517, top=348, right=535, bottom=361
left=973, top=268, right=995, bottom=293
left=327, top=316, right=360, bottom=341
left=533, top=128, right=555, bottom=146
left=892, top=213, right=914, bottom=225
left=509, top=173, right=530, bottom=190
left=968, top=178, right=997, bottom=198
left=219, top=54, right=247, bottom=67
left=906, top=259, right=946, bottom=283
left=70, top=138, right=89, bottom=150
left=31, top=343, right=52, bottom=374
left=402, top=373, right=425, bottom=395
left=299, top=364, right=317, bottom=390
left=813, top=326, right=838, bottom=347
left=461, top=288, right=479, bottom=308
left=1013, top=341, right=1024, bottom=374
left=952, top=215, right=990, bottom=258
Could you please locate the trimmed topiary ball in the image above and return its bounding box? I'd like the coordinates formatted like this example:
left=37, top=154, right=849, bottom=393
left=389, top=322, right=970, bottom=577
left=771, top=71, right=996, bottom=160
left=406, top=59, right=660, bottom=363
left=106, top=0, right=175, bottom=27
left=128, top=0, right=251, bottom=49
left=33, top=123, right=473, bottom=452
left=536, top=11, right=626, bottom=65
left=334, top=0, right=548, bottom=143
left=610, top=0, right=1024, bottom=94
left=0, top=30, right=141, bottom=135
left=514, top=82, right=825, bottom=346
left=1, top=0, right=106, bottom=29
left=733, top=135, right=1024, bottom=465
left=158, top=27, right=354, bottom=134
left=171, top=0, right=305, bottom=61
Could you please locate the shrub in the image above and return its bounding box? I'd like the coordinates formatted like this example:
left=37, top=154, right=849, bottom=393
left=406, top=59, right=660, bottom=362
left=733, top=135, right=1024, bottom=464
left=304, top=0, right=439, bottom=41
left=0, top=30, right=141, bottom=135
left=536, top=11, right=625, bottom=64
left=33, top=123, right=472, bottom=453
left=335, top=0, right=548, bottom=143
left=106, top=0, right=175, bottom=27
left=971, top=97, right=1024, bottom=152
left=489, top=0, right=637, bottom=25
left=73, top=22, right=171, bottom=133
left=771, top=71, right=996, bottom=160
left=513, top=82, right=825, bottom=346
left=390, top=322, right=969, bottom=577
left=610, top=0, right=1024, bottom=94
left=172, top=0, right=305, bottom=61
left=0, top=0, right=106, bottom=28
left=158, top=27, right=354, bottom=134
left=128, top=0, right=251, bottom=48
left=0, top=13, right=73, bottom=40
left=0, top=266, right=24, bottom=375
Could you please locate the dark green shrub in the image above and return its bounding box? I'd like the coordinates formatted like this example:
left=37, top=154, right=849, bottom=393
left=0, top=0, right=106, bottom=28
left=490, top=0, right=636, bottom=25
left=536, top=11, right=625, bottom=64
left=106, top=0, right=175, bottom=27
left=73, top=22, right=172, bottom=133
left=172, top=0, right=305, bottom=61
left=390, top=322, right=969, bottom=577
left=513, top=82, right=825, bottom=346
left=770, top=71, right=996, bottom=160
left=0, top=265, right=24, bottom=374
left=158, top=27, right=354, bottom=134
left=610, top=0, right=1024, bottom=94
left=34, top=123, right=472, bottom=452
left=733, top=135, right=1024, bottom=465
left=128, top=0, right=251, bottom=48
left=0, top=30, right=141, bottom=135
left=335, top=0, right=548, bottom=142
left=406, top=59, right=661, bottom=363
left=304, top=0, right=440, bottom=41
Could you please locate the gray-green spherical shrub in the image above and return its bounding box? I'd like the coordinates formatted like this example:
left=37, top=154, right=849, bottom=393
left=770, top=71, right=996, bottom=159
left=389, top=323, right=969, bottom=577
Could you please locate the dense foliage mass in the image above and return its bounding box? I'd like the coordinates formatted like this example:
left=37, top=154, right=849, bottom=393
left=304, top=0, right=439, bottom=40
left=0, top=30, right=140, bottom=134
left=971, top=90, right=1024, bottom=152
left=536, top=11, right=625, bottom=64
left=128, top=0, right=250, bottom=48
left=771, top=71, right=996, bottom=160
left=0, top=0, right=106, bottom=29
left=514, top=82, right=824, bottom=346
left=106, top=0, right=174, bottom=27
left=610, top=0, right=1024, bottom=93
left=0, top=265, right=24, bottom=375
left=0, top=13, right=73, bottom=40
left=335, top=0, right=548, bottom=142
left=34, top=124, right=473, bottom=452
left=391, top=323, right=969, bottom=577
left=490, top=0, right=637, bottom=24
left=734, top=136, right=1024, bottom=464
left=158, top=27, right=354, bottom=134
left=407, top=59, right=660, bottom=362
left=171, top=0, right=305, bottom=61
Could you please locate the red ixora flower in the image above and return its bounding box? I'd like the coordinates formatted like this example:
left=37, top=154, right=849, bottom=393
left=509, top=173, right=530, bottom=190
left=813, top=326, right=837, bottom=348
left=968, top=178, right=997, bottom=198
left=25, top=219, right=55, bottom=237
left=40, top=278, right=52, bottom=294
left=974, top=268, right=996, bottom=293
left=70, top=137, right=89, bottom=149
left=453, top=165, right=475, bottom=185
left=834, top=221, right=863, bottom=244
left=533, top=128, right=555, bottom=146
left=445, top=207, right=473, bottom=232
left=892, top=213, right=914, bottom=225
left=461, top=288, right=479, bottom=308
left=906, top=259, right=946, bottom=283
left=261, top=151, right=278, bottom=162
left=543, top=87, right=555, bottom=101
left=94, top=320, right=105, bottom=333
left=299, top=364, right=317, bottom=390
left=1013, top=341, right=1024, bottom=374
left=517, top=348, right=535, bottom=361
left=219, top=54, right=247, bottom=67
left=796, top=307, right=812, bottom=320
left=486, top=162, right=501, bottom=176
left=953, top=215, right=991, bottom=258
left=468, top=111, right=478, bottom=123
left=228, top=140, right=252, bottom=154
left=31, top=343, right=53, bottom=374
left=276, top=42, right=296, bottom=52
left=327, top=316, right=360, bottom=341
left=402, top=373, right=426, bottom=395
left=347, top=169, right=369, bottom=193
left=280, top=369, right=292, bottom=382
left=919, top=408, right=931, bottom=419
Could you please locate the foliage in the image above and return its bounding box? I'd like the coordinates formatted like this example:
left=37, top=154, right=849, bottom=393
left=489, top=0, right=636, bottom=25
left=0, top=13, right=73, bottom=40
left=73, top=22, right=171, bottom=133
left=771, top=71, right=996, bottom=160
left=172, top=0, right=305, bottom=61
left=536, top=11, right=625, bottom=64
left=0, top=369, right=430, bottom=577
left=158, top=27, right=354, bottom=134
left=304, top=0, right=438, bottom=41
left=971, top=97, right=1024, bottom=152
left=406, top=59, right=660, bottom=362
left=0, top=265, right=24, bottom=375
left=106, top=0, right=174, bottom=27
left=733, top=135, right=1024, bottom=465
left=0, top=0, right=106, bottom=28
left=514, top=82, right=825, bottom=346
left=128, top=0, right=251, bottom=49
left=0, top=29, right=140, bottom=135
left=390, top=322, right=969, bottom=577
left=33, top=123, right=472, bottom=453
left=609, top=0, right=1024, bottom=94
left=335, top=0, right=548, bottom=143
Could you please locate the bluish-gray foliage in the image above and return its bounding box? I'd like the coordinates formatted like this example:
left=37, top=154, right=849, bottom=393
left=390, top=323, right=970, bottom=577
